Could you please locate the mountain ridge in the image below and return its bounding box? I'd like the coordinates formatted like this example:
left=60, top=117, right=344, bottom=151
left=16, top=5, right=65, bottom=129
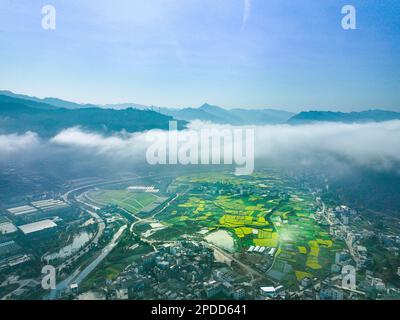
left=287, top=110, right=400, bottom=124
left=2, top=90, right=399, bottom=126
left=0, top=90, right=98, bottom=109
left=0, top=94, right=186, bottom=137
left=159, top=103, right=295, bottom=125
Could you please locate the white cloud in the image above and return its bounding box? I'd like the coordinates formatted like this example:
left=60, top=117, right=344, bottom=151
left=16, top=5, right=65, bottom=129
left=243, top=0, right=252, bottom=28
left=49, top=121, right=400, bottom=173
left=0, top=132, right=39, bottom=154
left=251, top=121, right=400, bottom=171
left=50, top=127, right=152, bottom=161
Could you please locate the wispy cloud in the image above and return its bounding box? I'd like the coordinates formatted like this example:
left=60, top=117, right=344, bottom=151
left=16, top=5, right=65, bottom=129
left=3, top=119, right=400, bottom=174
left=242, top=0, right=252, bottom=28
left=50, top=127, right=150, bottom=161
left=0, top=132, right=39, bottom=155
left=47, top=120, right=400, bottom=173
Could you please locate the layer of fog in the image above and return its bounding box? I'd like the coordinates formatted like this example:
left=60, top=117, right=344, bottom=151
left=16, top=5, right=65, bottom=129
left=0, top=131, right=39, bottom=153
left=1, top=121, right=400, bottom=174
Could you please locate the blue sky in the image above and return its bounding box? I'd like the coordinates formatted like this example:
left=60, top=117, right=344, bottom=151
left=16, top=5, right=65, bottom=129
left=0, top=0, right=399, bottom=111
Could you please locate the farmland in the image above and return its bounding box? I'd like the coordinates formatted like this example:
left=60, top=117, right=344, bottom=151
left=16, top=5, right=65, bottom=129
left=88, top=189, right=159, bottom=215
left=155, top=170, right=344, bottom=288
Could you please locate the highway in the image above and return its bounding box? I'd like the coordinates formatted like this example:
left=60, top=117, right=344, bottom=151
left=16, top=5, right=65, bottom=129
left=71, top=225, right=127, bottom=286
left=45, top=225, right=126, bottom=300
left=46, top=174, right=179, bottom=299
left=202, top=241, right=264, bottom=284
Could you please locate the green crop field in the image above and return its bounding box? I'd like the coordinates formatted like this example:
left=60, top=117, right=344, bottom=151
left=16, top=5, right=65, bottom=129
left=88, top=189, right=158, bottom=214
left=157, top=170, right=345, bottom=288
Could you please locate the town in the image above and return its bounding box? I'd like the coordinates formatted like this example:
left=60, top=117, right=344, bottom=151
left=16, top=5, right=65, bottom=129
left=1, top=170, right=399, bottom=300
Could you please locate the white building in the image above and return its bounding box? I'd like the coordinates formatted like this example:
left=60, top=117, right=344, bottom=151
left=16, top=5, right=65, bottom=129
left=18, top=219, right=57, bottom=236
left=260, top=286, right=276, bottom=298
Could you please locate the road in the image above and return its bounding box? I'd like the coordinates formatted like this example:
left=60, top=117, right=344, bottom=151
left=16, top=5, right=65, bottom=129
left=47, top=175, right=221, bottom=299
left=318, top=197, right=358, bottom=261
left=60, top=174, right=180, bottom=282
left=45, top=177, right=147, bottom=299
left=202, top=242, right=264, bottom=284
left=61, top=177, right=141, bottom=204
left=45, top=225, right=127, bottom=300
left=1, top=278, right=38, bottom=300
left=53, top=193, right=106, bottom=273
left=72, top=225, right=127, bottom=285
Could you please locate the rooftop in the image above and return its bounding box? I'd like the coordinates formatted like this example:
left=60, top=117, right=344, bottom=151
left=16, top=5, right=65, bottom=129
left=18, top=220, right=57, bottom=235
left=7, top=205, right=38, bottom=216
left=260, top=286, right=276, bottom=293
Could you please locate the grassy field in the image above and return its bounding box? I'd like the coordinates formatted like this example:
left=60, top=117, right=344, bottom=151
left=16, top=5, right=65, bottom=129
left=88, top=189, right=158, bottom=214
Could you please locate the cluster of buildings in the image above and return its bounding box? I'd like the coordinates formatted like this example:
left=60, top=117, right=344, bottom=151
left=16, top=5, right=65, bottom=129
left=1, top=199, right=65, bottom=241
left=0, top=198, right=69, bottom=274
left=247, top=245, right=276, bottom=256
left=100, top=241, right=215, bottom=300
left=194, top=183, right=254, bottom=197
left=5, top=198, right=68, bottom=223
left=73, top=241, right=257, bottom=300
left=71, top=238, right=296, bottom=301
left=378, top=234, right=400, bottom=255
left=315, top=201, right=400, bottom=300
left=291, top=270, right=355, bottom=300
left=316, top=204, right=372, bottom=269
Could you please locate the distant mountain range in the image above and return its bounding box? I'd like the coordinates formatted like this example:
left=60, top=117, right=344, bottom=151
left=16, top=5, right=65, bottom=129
left=0, top=90, right=99, bottom=110
left=288, top=110, right=400, bottom=124
left=102, top=102, right=151, bottom=110
left=0, top=91, right=295, bottom=125
left=1, top=91, right=399, bottom=136
left=158, top=103, right=295, bottom=125
left=0, top=94, right=185, bottom=137
left=0, top=91, right=294, bottom=125
left=95, top=102, right=295, bottom=125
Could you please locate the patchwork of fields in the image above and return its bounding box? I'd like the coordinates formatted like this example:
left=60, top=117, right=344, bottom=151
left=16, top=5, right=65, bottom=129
left=157, top=171, right=344, bottom=287
left=87, top=172, right=344, bottom=288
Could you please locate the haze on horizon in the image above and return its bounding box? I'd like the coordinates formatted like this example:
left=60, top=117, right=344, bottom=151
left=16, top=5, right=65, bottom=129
left=0, top=0, right=399, bottom=112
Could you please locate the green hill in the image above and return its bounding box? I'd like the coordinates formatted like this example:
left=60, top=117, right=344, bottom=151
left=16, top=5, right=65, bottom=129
left=160, top=103, right=294, bottom=125
left=0, top=94, right=186, bottom=137
left=287, top=110, right=400, bottom=124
